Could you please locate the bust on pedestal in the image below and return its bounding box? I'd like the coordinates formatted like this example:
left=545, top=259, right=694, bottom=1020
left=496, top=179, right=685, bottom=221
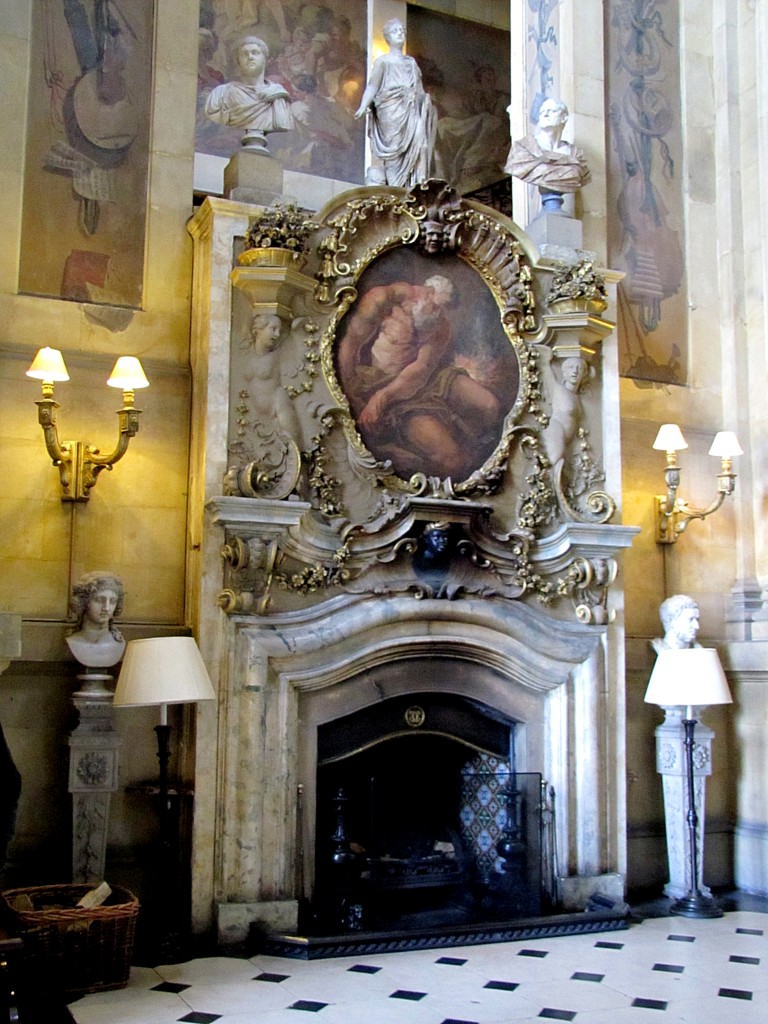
left=66, top=571, right=125, bottom=882
left=67, top=570, right=126, bottom=694
left=204, top=34, right=293, bottom=204
left=505, top=98, right=591, bottom=251
left=650, top=595, right=713, bottom=900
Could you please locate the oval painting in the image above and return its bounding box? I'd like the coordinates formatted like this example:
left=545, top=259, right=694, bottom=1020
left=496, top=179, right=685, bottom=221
left=334, top=247, right=520, bottom=482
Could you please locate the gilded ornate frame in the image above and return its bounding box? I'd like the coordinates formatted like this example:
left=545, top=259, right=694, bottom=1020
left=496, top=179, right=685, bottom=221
left=315, top=181, right=539, bottom=498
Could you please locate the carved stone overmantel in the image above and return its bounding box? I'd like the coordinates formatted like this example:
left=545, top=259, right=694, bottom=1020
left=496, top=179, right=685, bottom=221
left=186, top=182, right=637, bottom=942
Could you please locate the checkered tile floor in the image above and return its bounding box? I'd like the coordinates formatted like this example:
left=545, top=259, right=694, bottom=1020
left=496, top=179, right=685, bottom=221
left=69, top=910, right=768, bottom=1023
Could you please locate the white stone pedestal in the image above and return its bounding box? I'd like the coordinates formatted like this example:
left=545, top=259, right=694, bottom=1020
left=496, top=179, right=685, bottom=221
left=655, top=707, right=713, bottom=899
left=68, top=674, right=120, bottom=883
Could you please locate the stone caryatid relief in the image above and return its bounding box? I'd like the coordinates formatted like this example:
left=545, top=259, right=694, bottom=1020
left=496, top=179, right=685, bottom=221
left=224, top=311, right=302, bottom=500
left=218, top=180, right=630, bottom=619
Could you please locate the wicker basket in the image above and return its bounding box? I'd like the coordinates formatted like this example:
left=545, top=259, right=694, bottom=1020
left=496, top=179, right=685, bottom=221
left=0, top=883, right=139, bottom=996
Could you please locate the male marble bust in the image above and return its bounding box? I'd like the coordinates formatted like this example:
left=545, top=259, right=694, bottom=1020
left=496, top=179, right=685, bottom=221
left=505, top=98, right=591, bottom=195
left=651, top=594, right=702, bottom=655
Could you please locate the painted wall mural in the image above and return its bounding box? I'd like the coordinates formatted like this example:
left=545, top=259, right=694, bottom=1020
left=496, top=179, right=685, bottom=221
left=196, top=0, right=367, bottom=183
left=406, top=7, right=511, bottom=196
left=606, top=0, right=687, bottom=384
left=18, top=0, right=154, bottom=308
left=525, top=0, right=560, bottom=126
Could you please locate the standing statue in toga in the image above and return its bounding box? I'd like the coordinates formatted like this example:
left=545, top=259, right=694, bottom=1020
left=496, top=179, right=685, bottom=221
left=354, top=18, right=435, bottom=187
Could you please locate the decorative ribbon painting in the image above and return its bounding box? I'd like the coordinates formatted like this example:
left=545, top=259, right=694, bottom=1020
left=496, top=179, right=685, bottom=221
left=19, top=0, right=154, bottom=308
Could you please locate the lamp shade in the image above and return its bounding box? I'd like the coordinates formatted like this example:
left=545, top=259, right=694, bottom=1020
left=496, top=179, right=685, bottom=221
left=113, top=636, right=215, bottom=708
left=26, top=347, right=70, bottom=382
left=708, top=431, right=743, bottom=458
left=644, top=647, right=732, bottom=708
left=652, top=423, right=688, bottom=452
left=107, top=356, right=149, bottom=391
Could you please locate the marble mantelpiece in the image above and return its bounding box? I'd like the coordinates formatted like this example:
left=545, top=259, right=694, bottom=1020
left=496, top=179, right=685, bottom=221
left=185, top=185, right=637, bottom=943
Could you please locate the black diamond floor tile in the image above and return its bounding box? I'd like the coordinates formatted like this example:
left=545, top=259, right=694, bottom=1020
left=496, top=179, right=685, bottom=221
left=289, top=1000, right=329, bottom=1012
left=736, top=928, right=764, bottom=936
left=595, top=941, right=624, bottom=949
left=653, top=963, right=684, bottom=974
left=152, top=981, right=190, bottom=993
left=440, top=1019, right=480, bottom=1024
left=729, top=955, right=760, bottom=965
left=572, top=971, right=604, bottom=982
left=718, top=988, right=753, bottom=1000
left=254, top=972, right=290, bottom=983
left=632, top=997, right=668, bottom=1010
left=178, top=1014, right=221, bottom=1024
left=539, top=1009, right=576, bottom=1021
left=668, top=934, right=696, bottom=943
left=519, top=948, right=549, bottom=958
left=347, top=964, right=382, bottom=974
left=484, top=980, right=519, bottom=992
left=390, top=990, right=426, bottom=1001
left=436, top=956, right=468, bottom=965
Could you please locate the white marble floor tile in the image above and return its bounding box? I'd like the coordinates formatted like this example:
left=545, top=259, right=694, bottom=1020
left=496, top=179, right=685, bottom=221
left=156, top=955, right=260, bottom=985
left=178, top=979, right=291, bottom=1014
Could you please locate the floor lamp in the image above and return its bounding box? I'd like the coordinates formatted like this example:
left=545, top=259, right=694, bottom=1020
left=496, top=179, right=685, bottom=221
left=113, top=636, right=215, bottom=958
left=644, top=647, right=732, bottom=918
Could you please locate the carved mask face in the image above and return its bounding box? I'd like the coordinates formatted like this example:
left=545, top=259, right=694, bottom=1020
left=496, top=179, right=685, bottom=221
left=422, top=222, right=443, bottom=253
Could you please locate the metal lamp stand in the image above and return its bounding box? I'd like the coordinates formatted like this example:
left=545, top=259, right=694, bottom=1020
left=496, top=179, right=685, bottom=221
left=669, top=711, right=722, bottom=918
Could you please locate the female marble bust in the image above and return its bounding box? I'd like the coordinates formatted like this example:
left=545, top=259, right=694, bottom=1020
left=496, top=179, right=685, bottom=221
left=66, top=570, right=126, bottom=669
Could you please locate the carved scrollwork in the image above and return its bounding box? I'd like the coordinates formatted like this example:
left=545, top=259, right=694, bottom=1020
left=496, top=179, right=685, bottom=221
left=214, top=181, right=628, bottom=624
left=223, top=439, right=301, bottom=500
left=218, top=536, right=281, bottom=615
left=556, top=556, right=617, bottom=624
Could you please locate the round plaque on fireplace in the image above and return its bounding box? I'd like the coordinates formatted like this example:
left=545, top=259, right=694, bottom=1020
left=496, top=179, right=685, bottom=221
left=404, top=705, right=426, bottom=728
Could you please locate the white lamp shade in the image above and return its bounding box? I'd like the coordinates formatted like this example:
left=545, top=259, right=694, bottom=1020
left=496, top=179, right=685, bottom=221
left=644, top=647, right=732, bottom=708
left=708, top=431, right=743, bottom=458
left=652, top=423, right=688, bottom=452
left=107, top=356, right=149, bottom=391
left=26, top=347, right=70, bottom=382
left=113, top=636, right=215, bottom=708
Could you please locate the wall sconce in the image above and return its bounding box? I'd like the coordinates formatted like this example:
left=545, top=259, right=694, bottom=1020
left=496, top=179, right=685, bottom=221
left=26, top=347, right=149, bottom=502
left=653, top=423, right=743, bottom=544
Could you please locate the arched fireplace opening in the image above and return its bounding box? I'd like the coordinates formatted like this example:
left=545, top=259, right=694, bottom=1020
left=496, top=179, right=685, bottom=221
left=309, top=693, right=549, bottom=935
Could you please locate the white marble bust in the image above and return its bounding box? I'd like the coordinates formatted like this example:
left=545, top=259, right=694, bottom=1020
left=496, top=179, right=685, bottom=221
left=66, top=570, right=126, bottom=669
left=651, top=594, right=701, bottom=655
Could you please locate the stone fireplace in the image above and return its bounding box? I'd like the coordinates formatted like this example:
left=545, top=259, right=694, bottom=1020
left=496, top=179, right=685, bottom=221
left=186, top=183, right=637, bottom=947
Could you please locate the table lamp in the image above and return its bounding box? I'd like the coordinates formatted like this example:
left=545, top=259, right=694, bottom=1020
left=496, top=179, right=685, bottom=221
left=113, top=636, right=215, bottom=957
